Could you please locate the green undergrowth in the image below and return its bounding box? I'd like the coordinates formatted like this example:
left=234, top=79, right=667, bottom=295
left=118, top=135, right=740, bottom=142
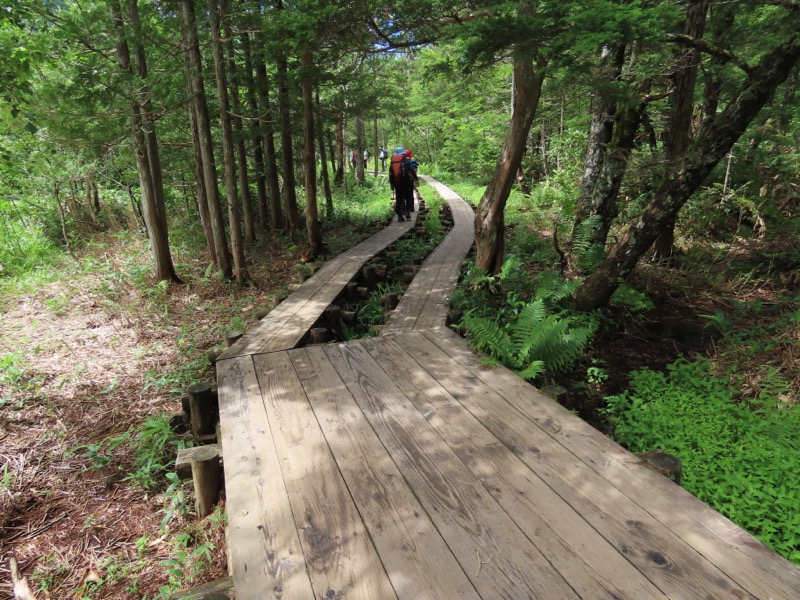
left=605, top=357, right=800, bottom=565
left=339, top=184, right=446, bottom=340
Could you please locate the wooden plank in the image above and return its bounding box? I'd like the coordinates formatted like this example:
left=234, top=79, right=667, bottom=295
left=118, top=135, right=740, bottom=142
left=323, top=341, right=581, bottom=599
left=289, top=345, right=481, bottom=600
left=360, top=336, right=667, bottom=599
left=414, top=330, right=800, bottom=599
left=251, top=351, right=397, bottom=600
left=220, top=217, right=416, bottom=359
left=216, top=357, right=314, bottom=599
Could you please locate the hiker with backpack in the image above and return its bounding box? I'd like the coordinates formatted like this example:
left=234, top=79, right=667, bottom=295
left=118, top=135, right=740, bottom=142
left=389, top=146, right=418, bottom=221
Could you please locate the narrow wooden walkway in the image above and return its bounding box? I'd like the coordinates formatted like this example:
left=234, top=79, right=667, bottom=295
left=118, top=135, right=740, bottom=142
left=216, top=178, right=800, bottom=600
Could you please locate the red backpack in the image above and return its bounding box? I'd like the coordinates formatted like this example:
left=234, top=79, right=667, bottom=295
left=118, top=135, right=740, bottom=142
left=391, top=154, right=408, bottom=182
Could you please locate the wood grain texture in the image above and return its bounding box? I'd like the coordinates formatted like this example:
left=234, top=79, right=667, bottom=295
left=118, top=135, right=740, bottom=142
left=216, top=357, right=314, bottom=600
left=220, top=216, right=416, bottom=360
left=361, top=336, right=667, bottom=599
left=383, top=175, right=473, bottom=335
left=324, top=340, right=580, bottom=599
left=416, top=329, right=800, bottom=599
left=290, top=345, right=481, bottom=600
left=252, top=350, right=396, bottom=600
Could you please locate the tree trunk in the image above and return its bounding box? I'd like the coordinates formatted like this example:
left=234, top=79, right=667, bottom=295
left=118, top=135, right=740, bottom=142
left=573, top=43, right=625, bottom=238
left=209, top=0, right=246, bottom=284
left=373, top=118, right=379, bottom=176
left=334, top=119, right=345, bottom=184
left=240, top=31, right=269, bottom=231
left=301, top=52, right=322, bottom=259
left=186, top=58, right=216, bottom=267
left=253, top=43, right=283, bottom=230
left=574, top=36, right=800, bottom=311
left=224, top=16, right=255, bottom=244
left=652, top=0, right=709, bottom=260
left=315, top=87, right=333, bottom=219
left=355, top=116, right=365, bottom=184
left=474, top=55, right=544, bottom=273
left=178, top=0, right=231, bottom=278
left=113, top=0, right=182, bottom=283
left=274, top=4, right=301, bottom=234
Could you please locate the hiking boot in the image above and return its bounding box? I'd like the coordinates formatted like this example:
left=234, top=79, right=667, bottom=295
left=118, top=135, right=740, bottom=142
left=398, top=215, right=405, bottom=222
left=404, top=213, right=410, bottom=218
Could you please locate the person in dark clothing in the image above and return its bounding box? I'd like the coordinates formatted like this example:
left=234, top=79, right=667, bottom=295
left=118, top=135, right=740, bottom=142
left=389, top=146, right=417, bottom=221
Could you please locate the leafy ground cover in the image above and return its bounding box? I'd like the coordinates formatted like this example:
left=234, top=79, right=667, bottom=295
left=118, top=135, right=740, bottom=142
left=0, top=182, right=394, bottom=599
left=443, top=173, right=800, bottom=565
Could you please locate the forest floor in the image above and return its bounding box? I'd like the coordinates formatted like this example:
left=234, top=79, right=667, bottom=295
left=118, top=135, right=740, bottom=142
left=1, top=226, right=797, bottom=599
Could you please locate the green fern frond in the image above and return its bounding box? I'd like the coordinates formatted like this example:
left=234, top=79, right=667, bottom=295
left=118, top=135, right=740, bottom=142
left=515, top=360, right=546, bottom=381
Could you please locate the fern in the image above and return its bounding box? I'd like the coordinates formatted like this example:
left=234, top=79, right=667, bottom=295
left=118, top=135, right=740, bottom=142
left=571, top=215, right=606, bottom=271
left=464, top=298, right=596, bottom=381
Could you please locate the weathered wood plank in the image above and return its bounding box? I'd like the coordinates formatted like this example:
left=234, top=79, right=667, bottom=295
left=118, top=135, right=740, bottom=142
left=323, top=341, right=580, bottom=599
left=383, top=176, right=473, bottom=335
left=216, top=357, right=314, bottom=599
left=289, top=345, right=481, bottom=600
left=361, top=336, right=667, bottom=599
left=415, top=329, right=800, bottom=599
left=220, top=218, right=416, bottom=359
left=251, top=351, right=397, bottom=600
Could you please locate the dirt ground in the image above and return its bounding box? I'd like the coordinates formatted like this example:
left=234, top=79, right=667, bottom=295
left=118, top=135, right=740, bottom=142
left=1, top=228, right=797, bottom=599
left=0, top=234, right=307, bottom=599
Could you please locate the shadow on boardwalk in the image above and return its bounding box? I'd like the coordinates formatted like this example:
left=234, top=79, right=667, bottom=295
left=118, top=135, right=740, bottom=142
left=212, top=177, right=800, bottom=600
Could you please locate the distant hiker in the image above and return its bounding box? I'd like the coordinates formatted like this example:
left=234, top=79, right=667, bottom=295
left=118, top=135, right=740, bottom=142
left=363, top=149, right=370, bottom=168
left=379, top=147, right=388, bottom=170
left=350, top=149, right=357, bottom=171
left=389, top=146, right=418, bottom=221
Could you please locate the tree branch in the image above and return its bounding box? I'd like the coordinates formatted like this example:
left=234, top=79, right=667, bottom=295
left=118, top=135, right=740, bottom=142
left=666, top=33, right=753, bottom=74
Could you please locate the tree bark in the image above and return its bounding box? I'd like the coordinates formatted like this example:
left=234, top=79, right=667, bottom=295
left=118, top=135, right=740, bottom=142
left=572, top=43, right=625, bottom=239
left=573, top=35, right=800, bottom=311
left=253, top=43, right=284, bottom=230
left=209, top=0, right=247, bottom=284
left=652, top=0, right=709, bottom=260
left=112, top=0, right=181, bottom=283
left=178, top=0, right=232, bottom=278
left=355, top=116, right=365, bottom=184
left=315, top=87, right=333, bottom=219
left=223, top=14, right=255, bottom=244
left=301, top=52, right=322, bottom=259
left=241, top=31, right=269, bottom=231
left=474, top=55, right=544, bottom=273
left=334, top=118, right=345, bottom=184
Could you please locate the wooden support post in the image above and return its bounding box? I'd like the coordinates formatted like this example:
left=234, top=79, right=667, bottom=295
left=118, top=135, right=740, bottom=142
left=540, top=385, right=568, bottom=404
left=310, top=327, right=331, bottom=344
left=169, top=576, right=234, bottom=600
left=325, top=305, right=341, bottom=330
left=191, top=445, right=221, bottom=518
left=362, top=265, right=376, bottom=289
left=638, top=449, right=682, bottom=485
left=224, top=331, right=243, bottom=347
left=187, top=382, right=217, bottom=436
left=382, top=292, right=399, bottom=311
left=357, top=286, right=369, bottom=298
left=341, top=310, right=356, bottom=324
left=176, top=443, right=222, bottom=480
left=346, top=281, right=358, bottom=298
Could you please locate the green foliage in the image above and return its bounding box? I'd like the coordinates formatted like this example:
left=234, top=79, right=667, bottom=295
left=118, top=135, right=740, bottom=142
left=153, top=508, right=226, bottom=599
left=452, top=260, right=597, bottom=382
left=78, top=414, right=186, bottom=491
left=571, top=215, right=606, bottom=271
left=605, top=357, right=800, bottom=565
left=464, top=298, right=596, bottom=381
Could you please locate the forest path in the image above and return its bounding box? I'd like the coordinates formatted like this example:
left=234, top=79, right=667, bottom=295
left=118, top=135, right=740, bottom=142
left=213, top=177, right=800, bottom=600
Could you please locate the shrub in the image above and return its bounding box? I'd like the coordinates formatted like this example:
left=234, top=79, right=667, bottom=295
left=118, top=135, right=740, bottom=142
left=605, top=357, right=800, bottom=565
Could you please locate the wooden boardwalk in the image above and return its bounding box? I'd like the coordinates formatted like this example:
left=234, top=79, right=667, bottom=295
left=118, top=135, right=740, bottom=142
left=215, top=178, right=800, bottom=600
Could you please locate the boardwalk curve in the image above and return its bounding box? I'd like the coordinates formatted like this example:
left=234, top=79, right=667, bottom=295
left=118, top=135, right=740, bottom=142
left=214, top=177, right=800, bottom=600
